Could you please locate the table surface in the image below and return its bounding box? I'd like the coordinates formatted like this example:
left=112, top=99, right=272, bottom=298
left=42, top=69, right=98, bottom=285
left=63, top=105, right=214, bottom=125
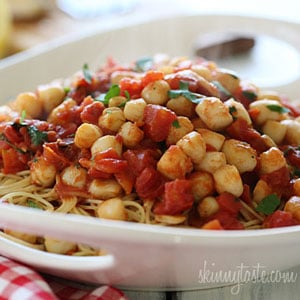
left=3, top=1, right=300, bottom=299
left=6, top=0, right=300, bottom=57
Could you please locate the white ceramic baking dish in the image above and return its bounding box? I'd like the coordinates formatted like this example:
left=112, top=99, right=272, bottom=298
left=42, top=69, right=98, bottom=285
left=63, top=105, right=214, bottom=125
left=0, top=13, right=300, bottom=291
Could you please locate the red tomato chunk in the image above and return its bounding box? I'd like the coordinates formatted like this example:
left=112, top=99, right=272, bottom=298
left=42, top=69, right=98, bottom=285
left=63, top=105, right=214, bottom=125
left=263, top=210, right=298, bottom=228
left=154, top=179, right=194, bottom=215
left=143, top=104, right=177, bottom=142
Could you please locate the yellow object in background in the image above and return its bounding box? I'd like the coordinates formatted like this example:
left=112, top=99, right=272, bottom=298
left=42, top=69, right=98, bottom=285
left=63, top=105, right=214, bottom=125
left=0, top=0, right=12, bottom=58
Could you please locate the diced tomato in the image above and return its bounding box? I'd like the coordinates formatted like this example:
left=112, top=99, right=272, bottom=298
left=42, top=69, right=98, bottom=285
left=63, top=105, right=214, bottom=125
left=263, top=210, right=298, bottom=228
left=240, top=184, right=252, bottom=205
left=205, top=144, right=217, bottom=152
left=165, top=69, right=218, bottom=96
left=209, top=192, right=244, bottom=230
left=93, top=158, right=128, bottom=174
left=143, top=104, right=177, bottom=142
left=78, top=157, right=92, bottom=169
left=135, top=167, right=165, bottom=199
left=232, top=81, right=258, bottom=109
left=68, top=85, right=88, bottom=104
left=0, top=141, right=10, bottom=150
left=154, top=179, right=194, bottom=215
left=216, top=192, right=242, bottom=215
left=55, top=176, right=89, bottom=198
left=87, top=167, right=112, bottom=179
left=80, top=101, right=105, bottom=124
left=56, top=123, right=78, bottom=138
left=43, top=143, right=70, bottom=170
left=119, top=77, right=143, bottom=99
left=201, top=219, right=224, bottom=230
left=67, top=71, right=110, bottom=104
left=260, top=166, right=292, bottom=195
left=164, top=70, right=199, bottom=92
left=114, top=167, right=135, bottom=195
left=123, top=149, right=159, bottom=177
left=52, top=102, right=81, bottom=126
left=3, top=125, right=23, bottom=143
left=141, top=70, right=164, bottom=87
left=80, top=149, right=125, bottom=178
left=2, top=148, right=29, bottom=174
left=281, top=96, right=300, bottom=117
left=94, top=148, right=121, bottom=161
left=226, top=118, right=268, bottom=153
left=19, top=127, right=31, bottom=148
left=91, top=72, right=111, bottom=94
left=210, top=211, right=244, bottom=230
left=248, top=107, right=260, bottom=120
left=284, top=146, right=300, bottom=170
left=174, top=60, right=193, bottom=72
left=75, top=76, right=91, bottom=88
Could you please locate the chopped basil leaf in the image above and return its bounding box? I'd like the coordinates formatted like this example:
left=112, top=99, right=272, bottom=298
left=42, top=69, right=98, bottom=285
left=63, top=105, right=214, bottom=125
left=124, top=90, right=130, bottom=101
left=229, top=106, right=237, bottom=114
left=118, top=90, right=130, bottom=107
left=118, top=101, right=127, bottom=108
left=212, top=81, right=232, bottom=98
left=95, top=94, right=108, bottom=105
left=266, top=104, right=290, bottom=114
left=242, top=90, right=257, bottom=101
left=229, top=106, right=238, bottom=120
left=172, top=119, right=180, bottom=128
left=96, top=84, right=120, bottom=105
left=27, top=125, right=48, bottom=146
left=168, top=81, right=204, bottom=104
left=64, top=86, right=71, bottom=94
left=106, top=84, right=120, bottom=99
left=27, top=200, right=42, bottom=209
left=82, top=63, right=93, bottom=84
left=135, top=57, right=153, bottom=72
left=179, top=81, right=189, bottom=90
left=20, top=110, right=26, bottom=125
left=255, top=194, right=280, bottom=215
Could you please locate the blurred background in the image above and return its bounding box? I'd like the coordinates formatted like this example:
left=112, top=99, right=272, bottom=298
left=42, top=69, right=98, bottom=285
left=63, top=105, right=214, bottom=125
left=1, top=0, right=299, bottom=61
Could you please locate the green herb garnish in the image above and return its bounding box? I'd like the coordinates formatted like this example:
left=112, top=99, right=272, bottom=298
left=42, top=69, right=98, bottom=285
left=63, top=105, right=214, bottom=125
left=228, top=106, right=238, bottom=120
left=255, top=194, right=280, bottom=215
left=168, top=81, right=204, bottom=104
left=229, top=106, right=237, bottom=114
left=27, top=200, right=42, bottom=209
left=124, top=90, right=130, bottom=101
left=82, top=63, right=93, bottom=84
left=242, top=90, right=257, bottom=101
left=135, top=57, right=153, bottom=72
left=64, top=86, right=71, bottom=94
left=172, top=119, right=181, bottom=128
left=20, top=110, right=26, bottom=125
left=96, top=84, right=121, bottom=105
left=118, top=101, right=127, bottom=108
left=212, top=81, right=232, bottom=98
left=27, top=125, right=48, bottom=146
left=266, top=104, right=290, bottom=114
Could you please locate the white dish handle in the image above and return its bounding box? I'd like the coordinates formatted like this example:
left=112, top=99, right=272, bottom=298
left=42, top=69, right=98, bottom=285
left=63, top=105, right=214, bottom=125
left=0, top=203, right=186, bottom=288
